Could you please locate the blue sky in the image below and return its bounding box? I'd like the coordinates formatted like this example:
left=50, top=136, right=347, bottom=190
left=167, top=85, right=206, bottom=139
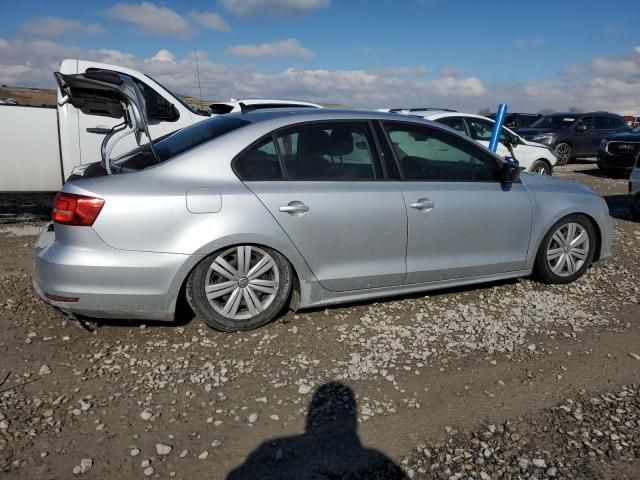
left=0, top=0, right=639, bottom=113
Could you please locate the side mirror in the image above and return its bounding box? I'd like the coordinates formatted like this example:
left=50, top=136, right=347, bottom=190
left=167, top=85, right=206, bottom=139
left=501, top=161, right=521, bottom=183
left=575, top=124, right=587, bottom=132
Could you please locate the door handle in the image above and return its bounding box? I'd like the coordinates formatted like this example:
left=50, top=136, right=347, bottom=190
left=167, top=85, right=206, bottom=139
left=279, top=201, right=309, bottom=215
left=410, top=198, right=435, bottom=211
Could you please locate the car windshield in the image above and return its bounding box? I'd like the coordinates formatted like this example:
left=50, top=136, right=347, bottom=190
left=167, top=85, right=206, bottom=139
left=530, top=115, right=577, bottom=129
left=113, top=116, right=250, bottom=171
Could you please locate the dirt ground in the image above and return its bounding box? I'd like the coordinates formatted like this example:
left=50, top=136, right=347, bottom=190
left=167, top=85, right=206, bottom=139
left=0, top=161, right=639, bottom=479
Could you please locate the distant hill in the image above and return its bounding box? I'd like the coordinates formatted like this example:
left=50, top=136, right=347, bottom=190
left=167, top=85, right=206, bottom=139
left=0, top=86, right=348, bottom=110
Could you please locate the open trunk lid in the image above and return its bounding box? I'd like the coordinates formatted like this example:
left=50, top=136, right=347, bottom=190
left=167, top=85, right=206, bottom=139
left=54, top=70, right=158, bottom=175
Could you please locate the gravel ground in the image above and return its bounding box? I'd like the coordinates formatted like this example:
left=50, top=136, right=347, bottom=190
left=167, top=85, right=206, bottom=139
left=0, top=161, right=639, bottom=479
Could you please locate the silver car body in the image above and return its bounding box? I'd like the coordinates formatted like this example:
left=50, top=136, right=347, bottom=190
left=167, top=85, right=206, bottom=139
left=34, top=109, right=613, bottom=322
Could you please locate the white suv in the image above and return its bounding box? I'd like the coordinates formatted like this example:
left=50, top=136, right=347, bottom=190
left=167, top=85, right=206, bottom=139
left=209, top=98, right=323, bottom=115
left=393, top=110, right=557, bottom=174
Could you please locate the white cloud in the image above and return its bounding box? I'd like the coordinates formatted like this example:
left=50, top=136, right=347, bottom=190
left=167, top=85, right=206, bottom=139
left=226, top=39, right=313, bottom=59
left=147, top=49, right=176, bottom=63
left=1, top=38, right=639, bottom=115
left=189, top=11, right=230, bottom=32
left=21, top=17, right=104, bottom=37
left=104, top=2, right=192, bottom=38
left=220, top=0, right=329, bottom=17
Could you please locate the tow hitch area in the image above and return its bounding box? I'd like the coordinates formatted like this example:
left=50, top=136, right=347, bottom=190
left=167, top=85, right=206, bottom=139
left=52, top=306, right=98, bottom=332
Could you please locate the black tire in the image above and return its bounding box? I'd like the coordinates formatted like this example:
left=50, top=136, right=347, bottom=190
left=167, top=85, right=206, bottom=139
left=554, top=142, right=573, bottom=166
left=530, top=159, right=552, bottom=175
left=186, top=245, right=292, bottom=332
left=534, top=214, right=596, bottom=284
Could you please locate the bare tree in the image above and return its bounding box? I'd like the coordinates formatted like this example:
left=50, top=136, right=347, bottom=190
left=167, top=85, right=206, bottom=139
left=537, top=108, right=555, bottom=115
left=568, top=106, right=583, bottom=113
left=477, top=107, right=491, bottom=116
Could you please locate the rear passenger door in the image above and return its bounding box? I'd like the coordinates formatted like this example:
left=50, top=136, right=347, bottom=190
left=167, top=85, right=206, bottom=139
left=236, top=121, right=407, bottom=292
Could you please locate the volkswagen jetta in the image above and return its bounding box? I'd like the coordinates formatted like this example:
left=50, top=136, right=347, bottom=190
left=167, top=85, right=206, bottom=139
left=34, top=71, right=614, bottom=331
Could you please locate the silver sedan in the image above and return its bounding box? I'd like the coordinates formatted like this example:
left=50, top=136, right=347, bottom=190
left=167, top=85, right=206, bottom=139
left=35, top=107, right=613, bottom=331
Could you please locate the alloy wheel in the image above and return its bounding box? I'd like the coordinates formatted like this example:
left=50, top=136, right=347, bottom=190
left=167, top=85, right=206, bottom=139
left=555, top=144, right=570, bottom=164
left=205, top=246, right=280, bottom=320
left=546, top=222, right=589, bottom=277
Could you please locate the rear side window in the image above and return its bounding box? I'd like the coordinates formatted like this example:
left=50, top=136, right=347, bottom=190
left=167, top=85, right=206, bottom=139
left=277, top=122, right=382, bottom=180
left=234, top=137, right=283, bottom=180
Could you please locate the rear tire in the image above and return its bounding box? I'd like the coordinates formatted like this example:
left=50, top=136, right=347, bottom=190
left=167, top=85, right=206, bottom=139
left=554, top=143, right=573, bottom=166
left=534, top=214, right=596, bottom=284
left=530, top=160, right=552, bottom=175
left=187, top=245, right=292, bottom=332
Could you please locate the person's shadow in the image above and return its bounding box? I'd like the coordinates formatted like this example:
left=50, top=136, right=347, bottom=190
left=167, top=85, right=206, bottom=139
left=227, top=381, right=407, bottom=479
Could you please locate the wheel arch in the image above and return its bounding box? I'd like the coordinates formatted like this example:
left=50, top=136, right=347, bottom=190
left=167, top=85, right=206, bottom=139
left=533, top=211, right=603, bottom=264
left=530, top=158, right=553, bottom=174
left=168, top=236, right=310, bottom=320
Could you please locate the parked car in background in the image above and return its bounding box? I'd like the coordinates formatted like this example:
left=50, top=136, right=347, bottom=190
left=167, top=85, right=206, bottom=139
left=209, top=99, right=322, bottom=115
left=34, top=71, right=613, bottom=331
left=598, top=126, right=640, bottom=175
left=489, top=112, right=541, bottom=129
left=406, top=111, right=557, bottom=174
left=630, top=154, right=640, bottom=219
left=516, top=112, right=630, bottom=165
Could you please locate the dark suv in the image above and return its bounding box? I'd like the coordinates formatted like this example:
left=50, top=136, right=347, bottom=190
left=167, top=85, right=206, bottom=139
left=516, top=112, right=629, bottom=165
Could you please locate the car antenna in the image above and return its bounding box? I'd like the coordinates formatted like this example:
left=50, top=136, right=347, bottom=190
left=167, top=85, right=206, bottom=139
left=194, top=48, right=204, bottom=110
left=239, top=102, right=248, bottom=113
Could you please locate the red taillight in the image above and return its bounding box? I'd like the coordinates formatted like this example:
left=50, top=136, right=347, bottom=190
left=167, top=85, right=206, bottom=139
left=52, top=192, right=105, bottom=226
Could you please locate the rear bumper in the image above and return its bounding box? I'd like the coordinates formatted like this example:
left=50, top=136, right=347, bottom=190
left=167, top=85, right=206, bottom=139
left=33, top=223, right=200, bottom=321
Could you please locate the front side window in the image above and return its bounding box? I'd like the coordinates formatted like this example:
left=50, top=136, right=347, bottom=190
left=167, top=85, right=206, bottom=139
left=277, top=123, right=382, bottom=180
left=383, top=122, right=499, bottom=181
left=576, top=116, right=593, bottom=130
left=133, top=78, right=178, bottom=121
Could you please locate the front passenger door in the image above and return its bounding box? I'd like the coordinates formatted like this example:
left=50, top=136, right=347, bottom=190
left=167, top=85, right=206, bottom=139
left=381, top=121, right=533, bottom=284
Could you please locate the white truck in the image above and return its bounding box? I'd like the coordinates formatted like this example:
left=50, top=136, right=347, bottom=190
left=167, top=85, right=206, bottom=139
left=0, top=59, right=321, bottom=192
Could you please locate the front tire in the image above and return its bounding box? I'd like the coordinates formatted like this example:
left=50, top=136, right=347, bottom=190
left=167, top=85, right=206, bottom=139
left=534, top=214, right=596, bottom=284
left=530, top=160, right=552, bottom=175
left=187, top=245, right=292, bottom=331
left=554, top=143, right=573, bottom=166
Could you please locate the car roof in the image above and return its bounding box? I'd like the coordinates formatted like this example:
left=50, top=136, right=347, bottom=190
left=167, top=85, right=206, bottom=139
left=211, top=98, right=323, bottom=108
left=212, top=108, right=455, bottom=134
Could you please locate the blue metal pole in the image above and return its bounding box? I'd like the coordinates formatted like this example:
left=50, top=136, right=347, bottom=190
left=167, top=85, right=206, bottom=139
left=488, top=103, right=508, bottom=153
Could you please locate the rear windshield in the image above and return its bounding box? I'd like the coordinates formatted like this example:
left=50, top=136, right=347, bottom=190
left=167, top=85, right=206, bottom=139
left=114, top=116, right=250, bottom=171
left=531, top=115, right=577, bottom=129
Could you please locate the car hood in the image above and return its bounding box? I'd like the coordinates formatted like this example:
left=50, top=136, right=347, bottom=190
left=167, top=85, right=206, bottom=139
left=605, top=131, right=640, bottom=142
left=520, top=171, right=597, bottom=195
